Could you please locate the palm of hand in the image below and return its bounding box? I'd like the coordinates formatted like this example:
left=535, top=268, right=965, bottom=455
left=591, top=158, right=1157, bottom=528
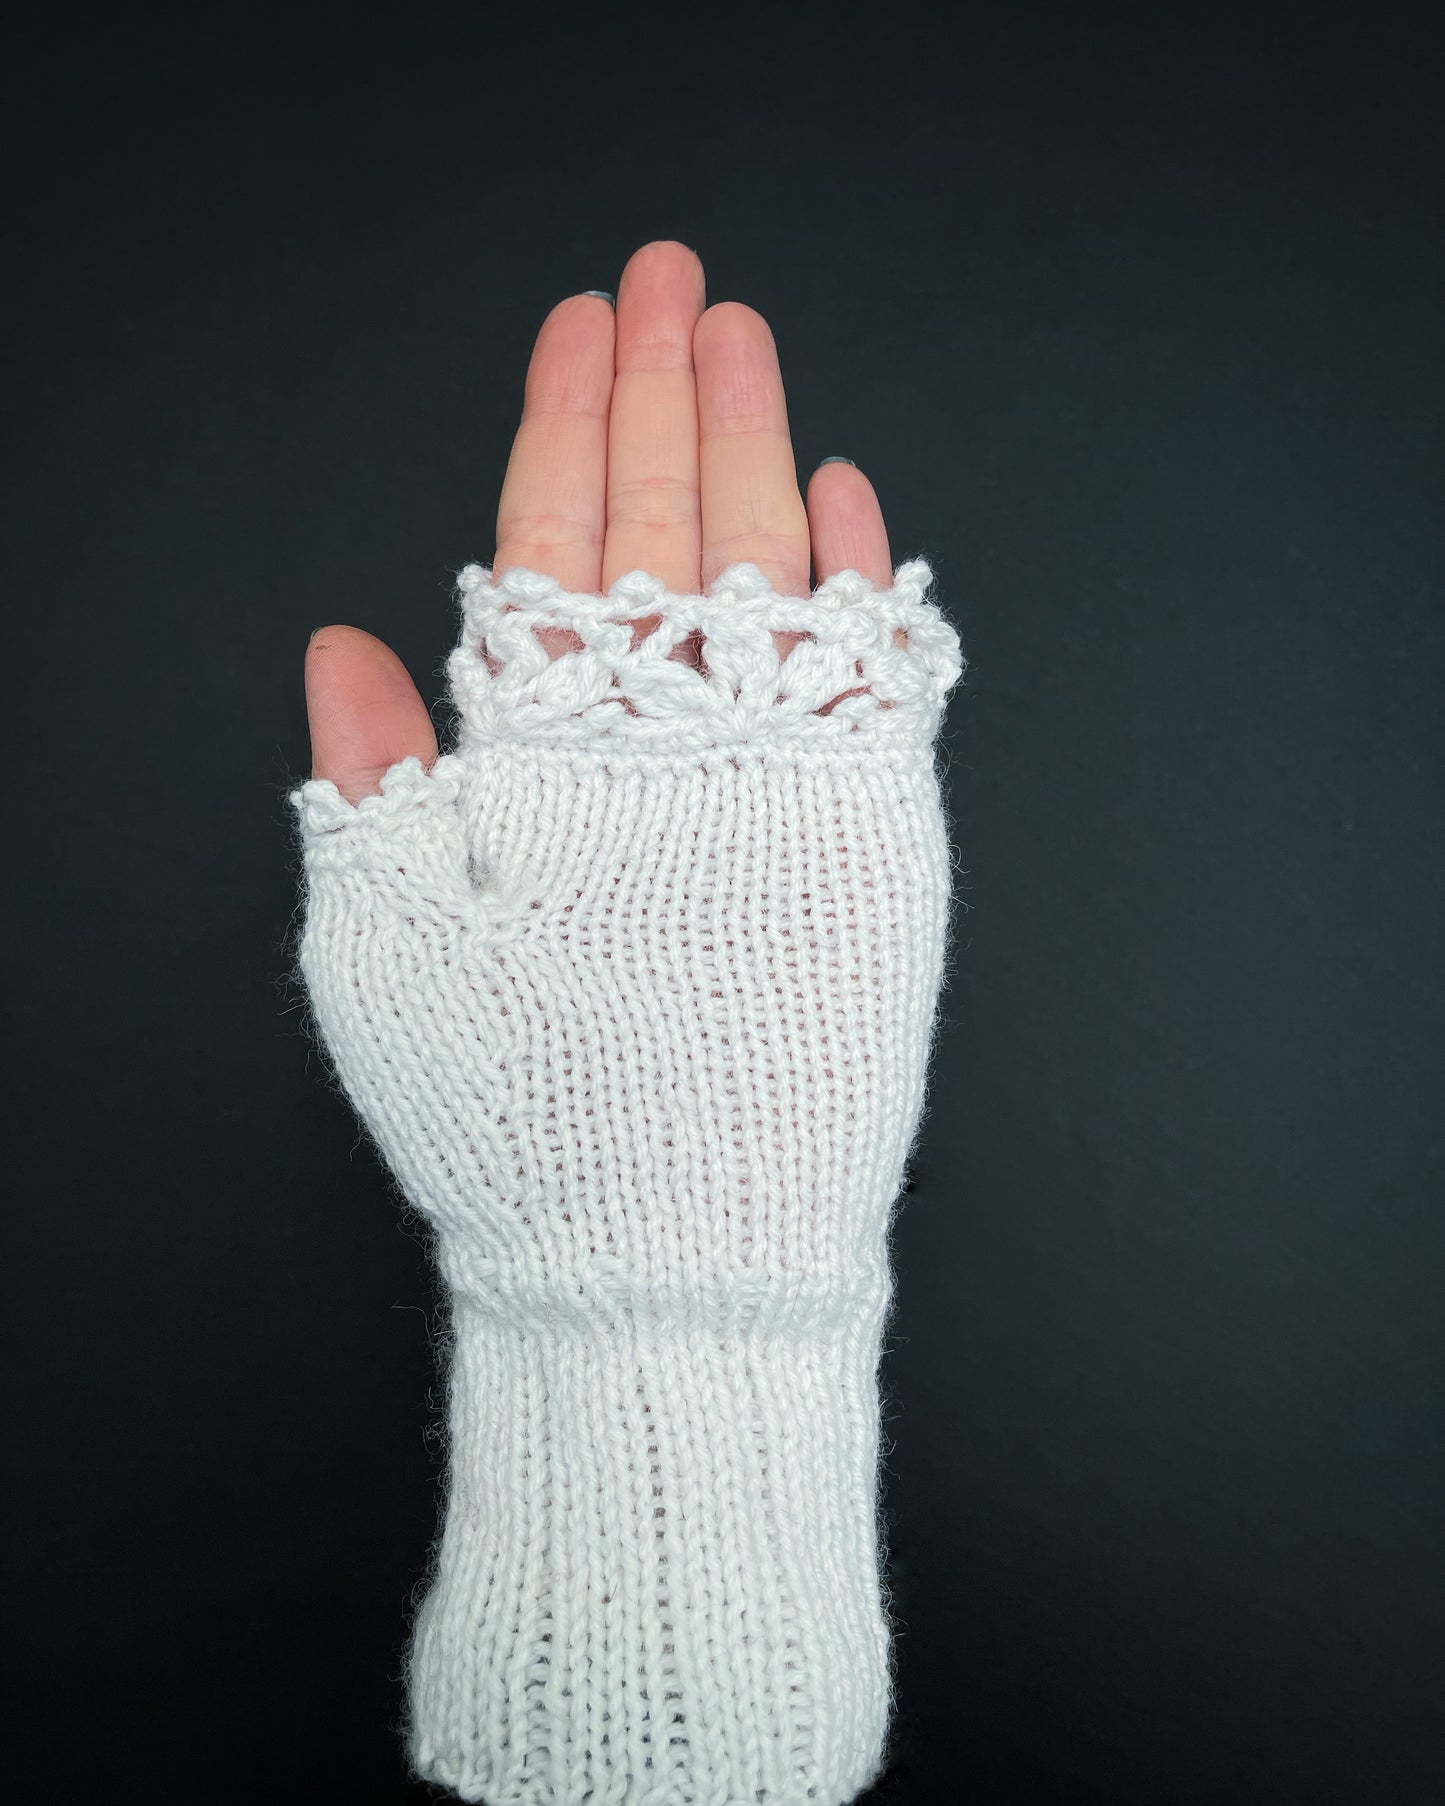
left=304, top=240, right=895, bottom=802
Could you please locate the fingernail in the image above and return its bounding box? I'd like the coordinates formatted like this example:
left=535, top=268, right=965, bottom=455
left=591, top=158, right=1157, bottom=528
left=583, top=289, right=615, bottom=306
left=309, top=626, right=325, bottom=641
left=818, top=456, right=856, bottom=467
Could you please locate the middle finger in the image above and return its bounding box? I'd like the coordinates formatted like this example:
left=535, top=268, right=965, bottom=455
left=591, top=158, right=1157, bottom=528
left=602, top=241, right=707, bottom=595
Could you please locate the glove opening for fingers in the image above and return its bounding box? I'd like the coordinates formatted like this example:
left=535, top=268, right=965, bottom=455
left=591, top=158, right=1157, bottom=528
left=448, top=559, right=964, bottom=760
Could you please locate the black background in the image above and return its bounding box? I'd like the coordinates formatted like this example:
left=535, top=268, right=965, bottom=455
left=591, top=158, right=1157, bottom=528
left=5, top=5, right=1442, bottom=1801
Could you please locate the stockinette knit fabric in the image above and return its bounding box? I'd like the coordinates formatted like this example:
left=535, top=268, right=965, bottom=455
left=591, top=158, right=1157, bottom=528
left=288, top=558, right=965, bottom=1805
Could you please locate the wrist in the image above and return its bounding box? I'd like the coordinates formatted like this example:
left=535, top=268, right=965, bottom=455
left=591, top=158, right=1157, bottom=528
left=408, top=1282, right=898, bottom=1805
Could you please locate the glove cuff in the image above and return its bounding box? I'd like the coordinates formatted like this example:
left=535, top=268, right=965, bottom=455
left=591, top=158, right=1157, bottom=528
left=407, top=1287, right=898, bottom=1805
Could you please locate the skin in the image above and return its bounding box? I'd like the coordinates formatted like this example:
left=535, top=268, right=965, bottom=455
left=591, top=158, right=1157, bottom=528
left=304, top=240, right=894, bottom=801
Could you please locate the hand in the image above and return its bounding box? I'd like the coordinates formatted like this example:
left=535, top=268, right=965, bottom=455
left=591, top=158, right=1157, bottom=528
left=303, top=240, right=896, bottom=803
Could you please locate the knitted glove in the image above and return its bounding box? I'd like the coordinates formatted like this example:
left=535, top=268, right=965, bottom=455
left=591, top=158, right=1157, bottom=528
left=288, top=558, right=964, bottom=1806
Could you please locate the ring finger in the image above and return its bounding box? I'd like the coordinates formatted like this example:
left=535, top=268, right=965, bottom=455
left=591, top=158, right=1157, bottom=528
left=694, top=302, right=810, bottom=595
left=493, top=291, right=616, bottom=592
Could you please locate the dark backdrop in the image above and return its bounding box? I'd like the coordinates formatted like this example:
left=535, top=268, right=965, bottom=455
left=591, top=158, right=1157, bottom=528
left=5, top=6, right=1442, bottom=1802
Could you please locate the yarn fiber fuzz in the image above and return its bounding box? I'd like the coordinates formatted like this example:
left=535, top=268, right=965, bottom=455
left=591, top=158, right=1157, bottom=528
left=288, top=560, right=964, bottom=1805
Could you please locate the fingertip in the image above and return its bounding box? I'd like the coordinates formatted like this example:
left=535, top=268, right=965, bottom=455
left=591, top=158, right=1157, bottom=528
left=694, top=299, right=773, bottom=356
left=625, top=240, right=705, bottom=285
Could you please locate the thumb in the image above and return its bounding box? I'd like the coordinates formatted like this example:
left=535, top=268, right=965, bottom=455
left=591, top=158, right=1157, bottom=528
left=305, top=624, right=439, bottom=804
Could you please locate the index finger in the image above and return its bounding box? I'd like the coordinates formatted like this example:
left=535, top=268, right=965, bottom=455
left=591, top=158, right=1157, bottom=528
left=493, top=291, right=616, bottom=594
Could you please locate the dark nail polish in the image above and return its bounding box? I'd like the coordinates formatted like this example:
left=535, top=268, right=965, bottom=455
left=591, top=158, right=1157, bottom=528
left=819, top=456, right=856, bottom=468
left=583, top=289, right=616, bottom=306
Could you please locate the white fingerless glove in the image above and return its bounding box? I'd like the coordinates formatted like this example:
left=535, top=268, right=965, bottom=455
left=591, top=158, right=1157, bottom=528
left=288, top=559, right=964, bottom=1805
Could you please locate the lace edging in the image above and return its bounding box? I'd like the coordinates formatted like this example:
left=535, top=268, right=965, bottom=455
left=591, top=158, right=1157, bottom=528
left=447, top=559, right=964, bottom=750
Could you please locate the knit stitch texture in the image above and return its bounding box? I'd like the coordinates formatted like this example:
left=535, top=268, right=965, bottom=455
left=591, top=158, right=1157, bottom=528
left=288, top=558, right=964, bottom=1805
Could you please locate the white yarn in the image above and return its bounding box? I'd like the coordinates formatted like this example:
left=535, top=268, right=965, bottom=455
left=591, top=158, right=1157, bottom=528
left=289, top=559, right=964, bottom=1805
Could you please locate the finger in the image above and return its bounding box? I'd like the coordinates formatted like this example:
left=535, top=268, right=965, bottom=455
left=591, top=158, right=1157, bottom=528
left=805, top=458, right=893, bottom=586
left=805, top=460, right=907, bottom=680
left=493, top=291, right=615, bottom=594
left=694, top=302, right=810, bottom=595
left=305, top=625, right=437, bottom=805
left=602, top=241, right=706, bottom=595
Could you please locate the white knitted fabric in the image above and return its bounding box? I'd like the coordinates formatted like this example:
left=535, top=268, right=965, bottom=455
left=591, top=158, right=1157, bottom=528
left=288, top=558, right=964, bottom=1805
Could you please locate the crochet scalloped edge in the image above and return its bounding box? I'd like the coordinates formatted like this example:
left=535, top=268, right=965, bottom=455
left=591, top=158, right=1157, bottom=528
left=462, top=557, right=940, bottom=616
left=448, top=558, right=963, bottom=749
left=290, top=753, right=461, bottom=838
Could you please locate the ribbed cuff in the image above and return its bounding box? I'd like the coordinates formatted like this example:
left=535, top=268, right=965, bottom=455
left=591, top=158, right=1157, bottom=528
left=406, top=1288, right=898, bottom=1806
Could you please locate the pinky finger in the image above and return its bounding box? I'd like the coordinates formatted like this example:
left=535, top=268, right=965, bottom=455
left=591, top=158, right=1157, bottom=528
left=806, top=458, right=893, bottom=588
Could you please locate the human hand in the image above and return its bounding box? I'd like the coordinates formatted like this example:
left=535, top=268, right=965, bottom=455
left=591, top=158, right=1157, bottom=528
left=303, top=239, right=896, bottom=802
left=287, top=240, right=961, bottom=1802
